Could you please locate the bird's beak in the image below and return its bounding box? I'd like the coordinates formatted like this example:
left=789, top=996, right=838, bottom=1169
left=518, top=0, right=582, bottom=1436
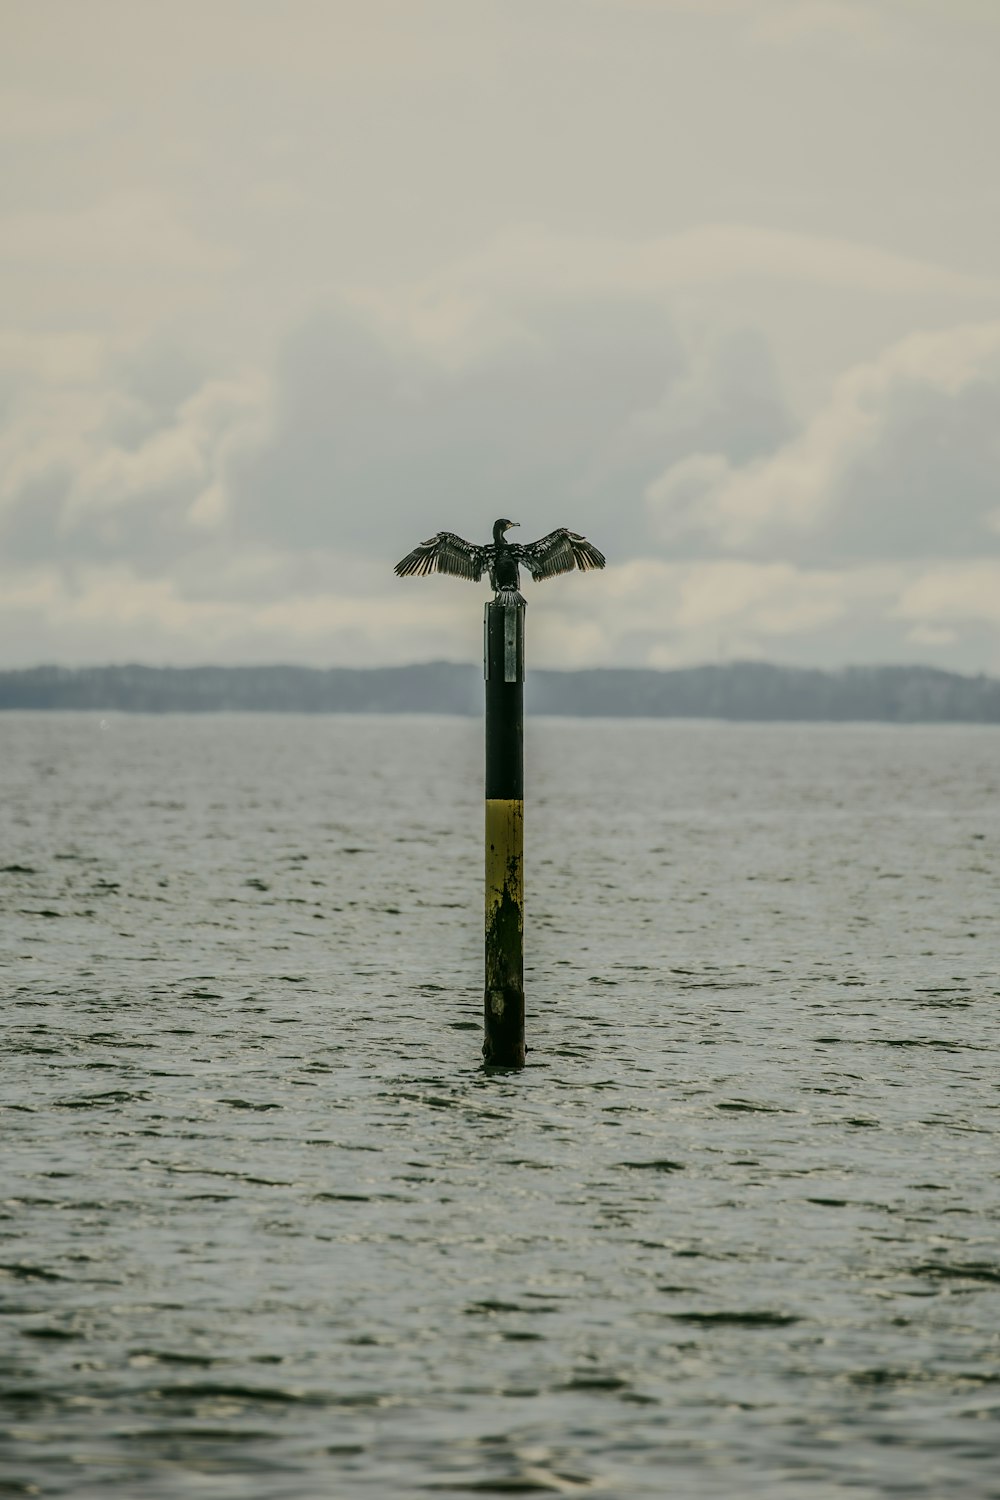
left=509, top=521, right=520, bottom=529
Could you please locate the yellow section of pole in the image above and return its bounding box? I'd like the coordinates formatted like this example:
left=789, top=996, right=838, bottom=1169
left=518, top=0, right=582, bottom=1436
left=484, top=796, right=525, bottom=1067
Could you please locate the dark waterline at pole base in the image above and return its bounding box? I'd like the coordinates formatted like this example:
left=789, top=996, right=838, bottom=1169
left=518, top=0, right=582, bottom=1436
left=483, top=600, right=525, bottom=1068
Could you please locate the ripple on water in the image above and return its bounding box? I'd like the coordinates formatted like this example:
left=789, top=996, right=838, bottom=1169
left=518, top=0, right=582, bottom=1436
left=1, top=714, right=999, bottom=1497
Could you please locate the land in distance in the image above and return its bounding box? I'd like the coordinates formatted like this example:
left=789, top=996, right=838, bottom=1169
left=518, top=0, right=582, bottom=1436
left=1, top=661, right=998, bottom=722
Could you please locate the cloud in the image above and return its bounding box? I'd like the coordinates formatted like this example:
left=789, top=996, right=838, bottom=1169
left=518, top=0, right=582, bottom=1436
left=0, top=331, right=107, bottom=385
left=426, top=225, right=998, bottom=306
left=0, top=335, right=269, bottom=573
left=0, top=87, right=105, bottom=140
left=3, top=305, right=999, bottom=674
left=0, top=196, right=236, bottom=272
left=229, top=299, right=791, bottom=568
left=0, top=555, right=500, bottom=668
left=894, top=561, right=1000, bottom=630
left=9, top=550, right=997, bottom=674
left=751, top=0, right=885, bottom=45
left=526, top=557, right=905, bottom=668
left=529, top=554, right=1000, bottom=673
left=584, top=0, right=883, bottom=38
left=647, top=321, right=1000, bottom=562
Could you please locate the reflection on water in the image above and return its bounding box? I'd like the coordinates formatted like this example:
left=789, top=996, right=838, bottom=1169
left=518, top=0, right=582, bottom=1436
left=2, top=713, right=999, bottom=1497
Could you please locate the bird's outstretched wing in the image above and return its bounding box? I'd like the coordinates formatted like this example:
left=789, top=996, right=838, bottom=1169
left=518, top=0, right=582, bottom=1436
left=394, top=532, right=488, bottom=582
left=514, top=529, right=606, bottom=581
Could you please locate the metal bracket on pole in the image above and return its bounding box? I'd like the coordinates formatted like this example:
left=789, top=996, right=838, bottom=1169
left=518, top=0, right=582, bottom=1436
left=503, top=606, right=518, bottom=682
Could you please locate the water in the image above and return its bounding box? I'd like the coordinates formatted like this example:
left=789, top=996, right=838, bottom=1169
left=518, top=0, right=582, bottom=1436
left=2, top=712, right=999, bottom=1498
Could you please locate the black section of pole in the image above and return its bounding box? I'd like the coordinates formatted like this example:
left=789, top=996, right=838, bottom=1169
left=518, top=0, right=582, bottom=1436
left=483, top=599, right=525, bottom=1068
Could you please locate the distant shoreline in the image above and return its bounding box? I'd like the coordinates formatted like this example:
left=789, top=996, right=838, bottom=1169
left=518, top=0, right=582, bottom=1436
left=1, top=661, right=998, bottom=723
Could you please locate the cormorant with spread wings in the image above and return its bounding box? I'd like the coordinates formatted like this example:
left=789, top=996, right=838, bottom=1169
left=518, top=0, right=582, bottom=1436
left=394, top=518, right=605, bottom=606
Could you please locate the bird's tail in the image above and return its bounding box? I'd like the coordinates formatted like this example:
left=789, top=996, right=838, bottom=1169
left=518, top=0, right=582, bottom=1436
left=494, top=587, right=527, bottom=609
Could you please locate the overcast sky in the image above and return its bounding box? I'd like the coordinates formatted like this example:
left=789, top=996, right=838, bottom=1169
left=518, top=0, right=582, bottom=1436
left=3, top=0, right=999, bottom=671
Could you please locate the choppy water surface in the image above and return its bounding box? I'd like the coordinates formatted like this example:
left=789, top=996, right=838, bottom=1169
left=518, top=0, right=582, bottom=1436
left=2, top=712, right=999, bottom=1498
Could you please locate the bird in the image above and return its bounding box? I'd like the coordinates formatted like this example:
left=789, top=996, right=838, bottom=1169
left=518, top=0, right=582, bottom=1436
left=394, top=518, right=605, bottom=606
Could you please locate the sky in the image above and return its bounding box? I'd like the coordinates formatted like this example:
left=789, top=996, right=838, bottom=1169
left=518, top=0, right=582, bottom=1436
left=2, top=0, right=999, bottom=673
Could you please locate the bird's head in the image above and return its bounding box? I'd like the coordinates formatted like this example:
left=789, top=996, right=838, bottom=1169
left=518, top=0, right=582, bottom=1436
left=493, top=517, right=520, bottom=541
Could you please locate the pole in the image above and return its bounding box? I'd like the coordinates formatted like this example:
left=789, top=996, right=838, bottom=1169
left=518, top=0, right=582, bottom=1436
left=483, top=598, right=525, bottom=1068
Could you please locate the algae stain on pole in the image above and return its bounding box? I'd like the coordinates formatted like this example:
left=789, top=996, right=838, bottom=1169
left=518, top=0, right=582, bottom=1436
left=394, top=517, right=606, bottom=1067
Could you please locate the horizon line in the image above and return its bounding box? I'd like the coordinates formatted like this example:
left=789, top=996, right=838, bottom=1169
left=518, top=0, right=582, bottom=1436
left=1, top=659, right=998, bottom=682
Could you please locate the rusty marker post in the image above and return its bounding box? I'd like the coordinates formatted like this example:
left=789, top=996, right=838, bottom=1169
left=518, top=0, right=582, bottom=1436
left=483, top=598, right=525, bottom=1068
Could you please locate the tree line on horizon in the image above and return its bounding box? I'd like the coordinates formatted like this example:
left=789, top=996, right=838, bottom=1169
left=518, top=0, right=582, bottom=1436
left=1, top=661, right=998, bottom=722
